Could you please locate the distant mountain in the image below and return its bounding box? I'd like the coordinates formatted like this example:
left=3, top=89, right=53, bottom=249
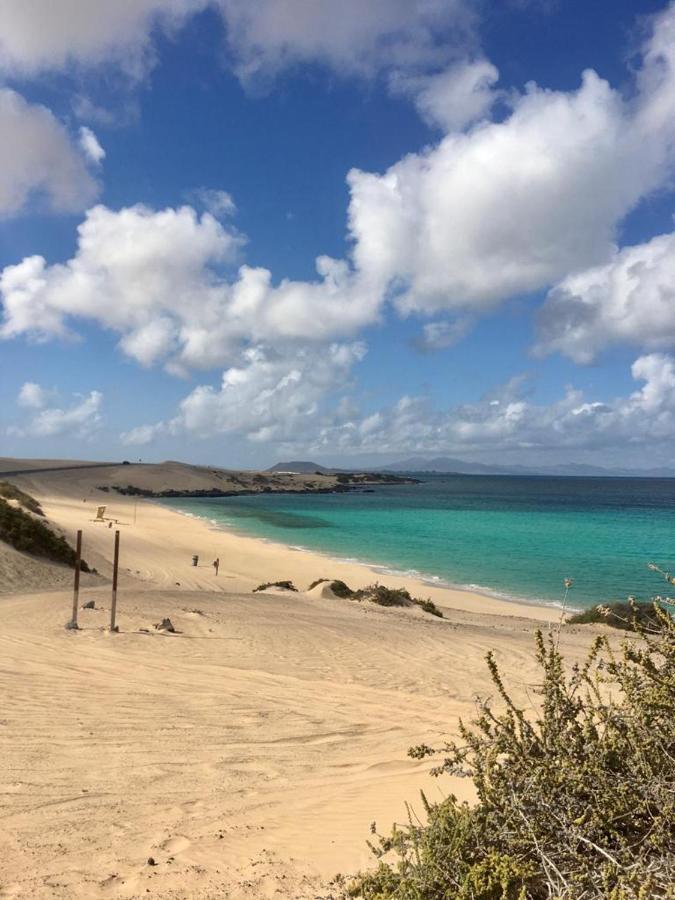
left=267, top=460, right=334, bottom=474
left=382, top=456, right=675, bottom=478
left=267, top=457, right=675, bottom=478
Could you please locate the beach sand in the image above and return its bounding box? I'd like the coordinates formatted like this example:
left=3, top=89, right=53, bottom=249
left=0, top=468, right=603, bottom=899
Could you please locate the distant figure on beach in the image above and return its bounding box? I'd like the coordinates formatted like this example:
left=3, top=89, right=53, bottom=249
left=213, top=558, right=220, bottom=576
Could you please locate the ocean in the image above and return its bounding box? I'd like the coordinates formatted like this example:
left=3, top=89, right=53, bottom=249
left=162, top=475, right=675, bottom=610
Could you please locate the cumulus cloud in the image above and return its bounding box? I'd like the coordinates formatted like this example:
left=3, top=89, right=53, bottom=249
left=343, top=1, right=675, bottom=322
left=0, top=0, right=475, bottom=84
left=78, top=126, right=105, bottom=164
left=392, top=58, right=500, bottom=131
left=9, top=390, right=102, bottom=438
left=188, top=187, right=237, bottom=218
left=310, top=353, right=675, bottom=459
left=17, top=381, right=50, bottom=409
left=120, top=422, right=167, bottom=446
left=536, top=231, right=675, bottom=363
left=4, top=0, right=675, bottom=384
left=0, top=89, right=99, bottom=216
left=217, top=0, right=476, bottom=87
left=412, top=317, right=473, bottom=352
left=122, top=352, right=675, bottom=463
left=0, top=0, right=208, bottom=78
left=0, top=203, right=383, bottom=371
left=124, top=341, right=366, bottom=444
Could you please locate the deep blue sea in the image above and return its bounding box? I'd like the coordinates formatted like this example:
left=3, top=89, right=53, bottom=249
left=162, top=475, right=675, bottom=610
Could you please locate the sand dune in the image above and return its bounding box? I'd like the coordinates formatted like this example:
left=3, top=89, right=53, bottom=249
left=0, top=466, right=604, bottom=898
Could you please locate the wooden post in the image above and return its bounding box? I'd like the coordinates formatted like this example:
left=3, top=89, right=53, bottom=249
left=110, top=529, right=120, bottom=632
left=66, top=529, right=82, bottom=630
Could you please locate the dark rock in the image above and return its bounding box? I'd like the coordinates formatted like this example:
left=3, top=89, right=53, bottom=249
left=155, top=618, right=176, bottom=632
left=147, top=857, right=156, bottom=866
left=82, top=600, right=95, bottom=609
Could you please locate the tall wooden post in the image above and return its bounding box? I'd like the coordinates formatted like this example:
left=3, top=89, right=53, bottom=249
left=66, top=529, right=82, bottom=630
left=110, top=529, right=120, bottom=632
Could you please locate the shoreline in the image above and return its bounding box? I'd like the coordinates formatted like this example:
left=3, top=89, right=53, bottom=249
left=166, top=501, right=573, bottom=616
left=4, top=466, right=555, bottom=621
left=145, top=499, right=556, bottom=621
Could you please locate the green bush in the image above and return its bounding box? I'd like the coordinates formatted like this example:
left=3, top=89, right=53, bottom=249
left=0, top=497, right=89, bottom=570
left=0, top=481, right=44, bottom=515
left=568, top=600, right=666, bottom=632
left=355, top=584, right=443, bottom=617
left=253, top=580, right=297, bottom=592
left=414, top=597, right=443, bottom=618
left=331, top=579, right=356, bottom=599
left=358, top=584, right=414, bottom=607
left=349, top=604, right=675, bottom=899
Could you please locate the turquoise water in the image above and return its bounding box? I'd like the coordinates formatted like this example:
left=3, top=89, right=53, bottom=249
left=162, top=475, right=675, bottom=609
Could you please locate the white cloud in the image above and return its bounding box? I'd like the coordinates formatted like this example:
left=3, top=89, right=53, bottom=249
left=536, top=231, right=675, bottom=363
left=0, top=0, right=478, bottom=97
left=310, top=353, right=675, bottom=460
left=17, top=382, right=49, bottom=409
left=188, top=188, right=237, bottom=218
left=392, top=58, right=500, bottom=131
left=0, top=203, right=382, bottom=371
left=3, top=0, right=675, bottom=419
left=123, top=341, right=366, bottom=444
left=412, top=317, right=473, bottom=352
left=78, top=126, right=105, bottom=164
left=9, top=390, right=102, bottom=438
left=120, top=422, right=167, bottom=446
left=170, top=341, right=366, bottom=441
left=0, top=204, right=242, bottom=362
left=344, top=2, right=675, bottom=320
left=0, top=88, right=98, bottom=216
left=126, top=351, right=675, bottom=464
left=0, top=0, right=208, bottom=78
left=217, top=0, right=476, bottom=86
left=347, top=74, right=650, bottom=316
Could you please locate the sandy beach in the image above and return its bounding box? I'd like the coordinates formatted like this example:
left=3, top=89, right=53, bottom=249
left=0, top=465, right=605, bottom=899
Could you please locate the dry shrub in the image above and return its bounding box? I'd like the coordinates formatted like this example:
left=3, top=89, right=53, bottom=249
left=0, top=496, right=89, bottom=570
left=350, top=603, right=675, bottom=899
left=253, top=580, right=297, bottom=592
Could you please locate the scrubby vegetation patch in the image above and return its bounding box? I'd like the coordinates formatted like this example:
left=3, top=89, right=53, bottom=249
left=331, top=579, right=357, bottom=599
left=568, top=599, right=668, bottom=631
left=349, top=600, right=675, bottom=898
left=307, top=579, right=443, bottom=617
left=0, top=481, right=44, bottom=515
left=0, top=496, right=89, bottom=570
left=253, top=580, right=298, bottom=592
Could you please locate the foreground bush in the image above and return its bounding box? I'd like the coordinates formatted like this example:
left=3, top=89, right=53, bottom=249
left=350, top=604, right=675, bottom=899
left=0, top=497, right=90, bottom=570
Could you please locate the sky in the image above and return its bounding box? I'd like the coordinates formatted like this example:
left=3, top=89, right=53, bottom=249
left=1, top=0, right=675, bottom=470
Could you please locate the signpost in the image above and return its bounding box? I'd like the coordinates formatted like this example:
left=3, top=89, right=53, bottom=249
left=66, top=530, right=82, bottom=630
left=110, top=529, right=120, bottom=632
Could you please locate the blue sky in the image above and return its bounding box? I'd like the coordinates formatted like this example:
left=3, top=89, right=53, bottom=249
left=1, top=0, right=675, bottom=469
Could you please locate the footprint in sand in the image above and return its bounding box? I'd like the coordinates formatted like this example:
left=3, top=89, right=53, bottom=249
left=98, top=872, right=140, bottom=897
left=161, top=835, right=191, bottom=854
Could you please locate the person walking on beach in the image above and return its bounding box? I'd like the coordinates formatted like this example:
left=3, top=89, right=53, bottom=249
left=213, top=557, right=220, bottom=576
